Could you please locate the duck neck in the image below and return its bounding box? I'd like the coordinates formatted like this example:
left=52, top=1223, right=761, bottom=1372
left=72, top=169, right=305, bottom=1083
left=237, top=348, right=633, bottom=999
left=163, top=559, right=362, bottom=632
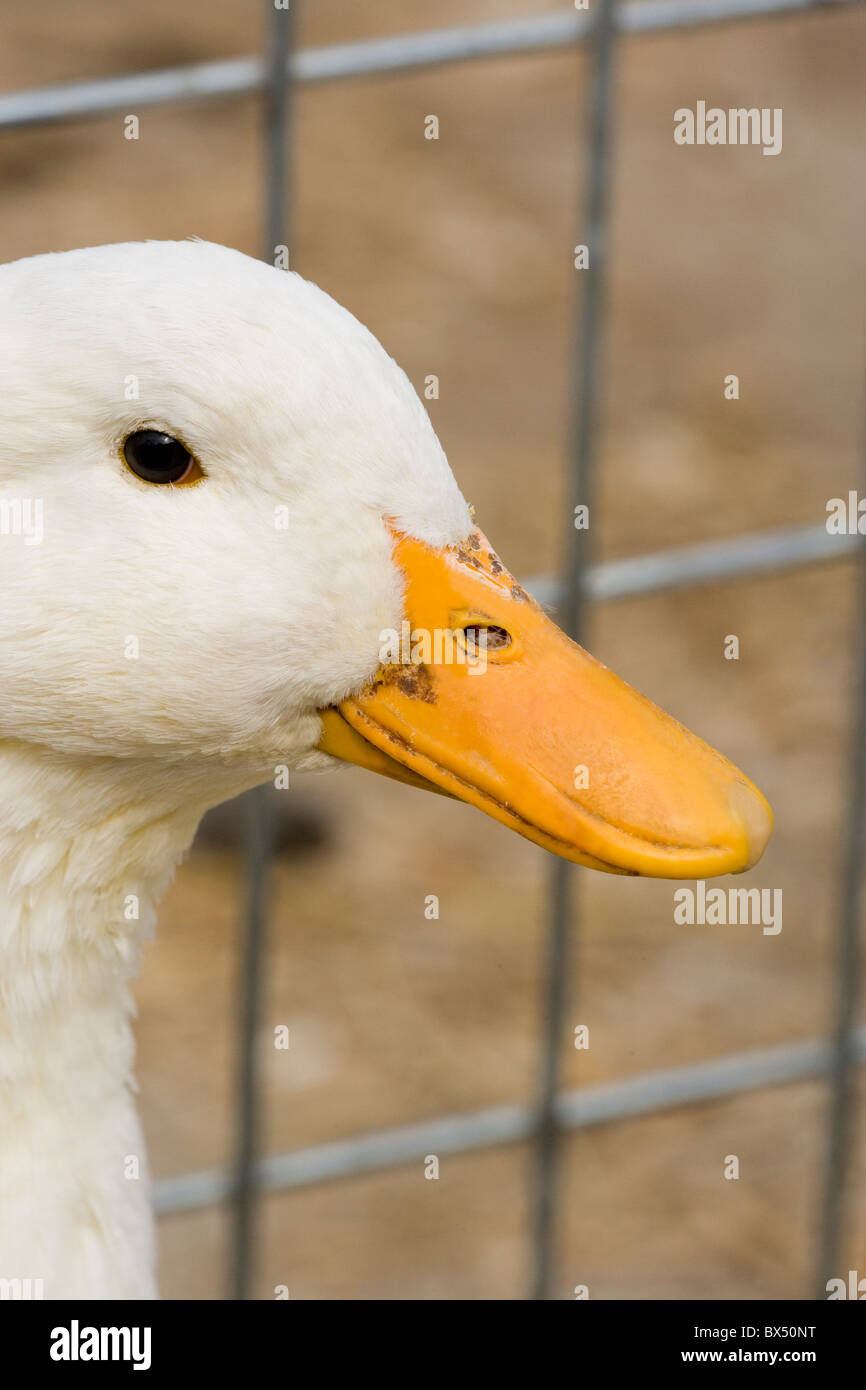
left=0, top=740, right=256, bottom=1299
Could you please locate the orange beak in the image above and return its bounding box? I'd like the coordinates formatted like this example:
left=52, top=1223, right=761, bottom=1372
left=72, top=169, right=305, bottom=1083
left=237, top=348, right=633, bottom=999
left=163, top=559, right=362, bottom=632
left=317, top=527, right=772, bottom=878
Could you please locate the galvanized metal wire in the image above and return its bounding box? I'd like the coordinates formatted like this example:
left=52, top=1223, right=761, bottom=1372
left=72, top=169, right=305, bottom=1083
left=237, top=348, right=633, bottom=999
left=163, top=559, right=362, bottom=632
left=815, top=383, right=866, bottom=1296
left=153, top=1028, right=866, bottom=1215
left=231, top=787, right=271, bottom=1300
left=0, top=0, right=860, bottom=130
left=528, top=522, right=862, bottom=609
left=531, top=0, right=619, bottom=1302
left=229, top=0, right=296, bottom=1303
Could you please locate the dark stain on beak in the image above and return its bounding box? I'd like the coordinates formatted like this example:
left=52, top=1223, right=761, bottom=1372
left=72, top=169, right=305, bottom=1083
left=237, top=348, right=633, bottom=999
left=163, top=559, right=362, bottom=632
left=376, top=662, right=438, bottom=704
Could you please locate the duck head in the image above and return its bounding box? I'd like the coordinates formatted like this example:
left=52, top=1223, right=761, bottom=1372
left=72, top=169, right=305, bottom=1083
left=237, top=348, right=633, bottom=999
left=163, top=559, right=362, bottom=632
left=0, top=239, right=770, bottom=876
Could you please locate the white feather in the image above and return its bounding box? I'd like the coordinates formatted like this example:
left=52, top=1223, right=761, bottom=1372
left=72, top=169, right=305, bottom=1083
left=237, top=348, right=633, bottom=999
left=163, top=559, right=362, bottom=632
left=0, top=240, right=474, bottom=1298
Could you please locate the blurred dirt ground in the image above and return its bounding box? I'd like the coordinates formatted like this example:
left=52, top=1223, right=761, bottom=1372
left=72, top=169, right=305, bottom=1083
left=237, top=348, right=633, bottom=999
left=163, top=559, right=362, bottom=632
left=2, top=0, right=865, bottom=1298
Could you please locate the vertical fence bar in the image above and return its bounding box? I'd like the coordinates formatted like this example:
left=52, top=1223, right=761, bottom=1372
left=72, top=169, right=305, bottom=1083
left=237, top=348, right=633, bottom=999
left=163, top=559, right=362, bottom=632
left=229, top=0, right=296, bottom=1302
left=230, top=788, right=272, bottom=1300
left=262, top=0, right=295, bottom=264
left=530, top=0, right=619, bottom=1301
left=815, top=395, right=866, bottom=1298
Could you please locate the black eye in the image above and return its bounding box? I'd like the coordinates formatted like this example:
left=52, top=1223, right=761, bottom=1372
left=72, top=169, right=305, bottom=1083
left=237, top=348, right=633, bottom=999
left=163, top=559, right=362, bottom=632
left=123, top=430, right=195, bottom=484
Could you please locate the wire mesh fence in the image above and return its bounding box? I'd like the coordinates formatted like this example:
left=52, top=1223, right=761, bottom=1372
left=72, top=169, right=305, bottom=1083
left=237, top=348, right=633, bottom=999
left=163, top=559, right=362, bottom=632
left=5, top=0, right=862, bottom=1299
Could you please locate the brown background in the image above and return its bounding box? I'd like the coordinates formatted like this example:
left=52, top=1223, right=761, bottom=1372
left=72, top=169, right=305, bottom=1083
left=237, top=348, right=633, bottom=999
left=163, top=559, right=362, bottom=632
left=1, top=0, right=864, bottom=1298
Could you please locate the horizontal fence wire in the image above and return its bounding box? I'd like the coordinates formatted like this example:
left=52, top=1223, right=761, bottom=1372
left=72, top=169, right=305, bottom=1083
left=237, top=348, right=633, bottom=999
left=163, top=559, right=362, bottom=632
left=0, top=0, right=861, bottom=130
left=153, top=1027, right=866, bottom=1215
left=528, top=522, right=863, bottom=608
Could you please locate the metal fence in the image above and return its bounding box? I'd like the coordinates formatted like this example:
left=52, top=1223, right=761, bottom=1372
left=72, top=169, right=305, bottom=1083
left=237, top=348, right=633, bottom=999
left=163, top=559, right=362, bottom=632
left=5, top=0, right=862, bottom=1299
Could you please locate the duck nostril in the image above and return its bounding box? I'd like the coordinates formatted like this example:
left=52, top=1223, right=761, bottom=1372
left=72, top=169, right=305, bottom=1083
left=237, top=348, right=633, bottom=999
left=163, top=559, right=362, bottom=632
left=462, top=623, right=511, bottom=655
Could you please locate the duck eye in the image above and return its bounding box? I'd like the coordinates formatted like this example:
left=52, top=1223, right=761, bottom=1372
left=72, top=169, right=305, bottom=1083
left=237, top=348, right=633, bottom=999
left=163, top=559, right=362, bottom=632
left=123, top=430, right=196, bottom=484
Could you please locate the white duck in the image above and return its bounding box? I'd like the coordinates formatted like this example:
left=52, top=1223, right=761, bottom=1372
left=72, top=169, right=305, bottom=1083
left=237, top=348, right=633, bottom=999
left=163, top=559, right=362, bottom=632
left=0, top=239, right=771, bottom=1299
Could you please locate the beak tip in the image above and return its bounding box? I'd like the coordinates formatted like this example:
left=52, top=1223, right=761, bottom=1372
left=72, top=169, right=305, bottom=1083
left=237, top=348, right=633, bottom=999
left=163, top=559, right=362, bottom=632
left=728, top=779, right=774, bottom=872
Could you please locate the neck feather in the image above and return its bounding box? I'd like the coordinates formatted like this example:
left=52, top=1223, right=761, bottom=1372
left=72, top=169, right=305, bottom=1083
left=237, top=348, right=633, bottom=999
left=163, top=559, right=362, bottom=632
left=0, top=739, right=258, bottom=1298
